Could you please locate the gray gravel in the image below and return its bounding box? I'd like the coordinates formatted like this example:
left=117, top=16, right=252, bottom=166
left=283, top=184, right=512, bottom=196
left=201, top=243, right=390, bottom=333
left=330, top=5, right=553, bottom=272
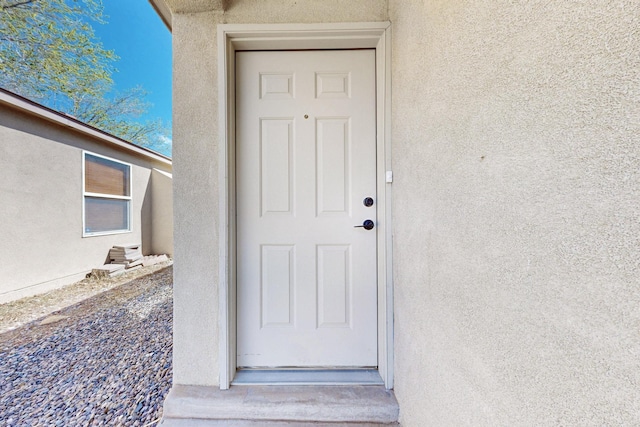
left=0, top=266, right=173, bottom=426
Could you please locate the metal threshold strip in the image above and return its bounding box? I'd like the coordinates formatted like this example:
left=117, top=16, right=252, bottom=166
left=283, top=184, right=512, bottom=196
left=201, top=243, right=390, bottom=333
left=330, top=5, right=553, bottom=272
left=231, top=368, right=384, bottom=386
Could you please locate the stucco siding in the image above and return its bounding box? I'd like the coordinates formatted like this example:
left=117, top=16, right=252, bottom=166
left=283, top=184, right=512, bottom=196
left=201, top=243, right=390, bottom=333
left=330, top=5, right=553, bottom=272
left=390, top=0, right=640, bottom=425
left=0, top=101, right=173, bottom=303
left=151, top=169, right=174, bottom=257
left=171, top=11, right=220, bottom=387
left=166, top=0, right=639, bottom=423
left=220, top=0, right=388, bottom=24
left=169, top=1, right=388, bottom=387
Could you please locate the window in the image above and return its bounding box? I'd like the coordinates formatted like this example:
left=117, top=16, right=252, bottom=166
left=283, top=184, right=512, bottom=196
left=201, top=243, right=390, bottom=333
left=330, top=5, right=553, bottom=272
left=83, top=152, right=132, bottom=236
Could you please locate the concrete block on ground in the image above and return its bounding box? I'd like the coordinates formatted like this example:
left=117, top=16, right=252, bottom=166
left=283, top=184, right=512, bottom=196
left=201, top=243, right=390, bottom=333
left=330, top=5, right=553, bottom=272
left=142, top=254, right=169, bottom=267
left=92, top=264, right=126, bottom=278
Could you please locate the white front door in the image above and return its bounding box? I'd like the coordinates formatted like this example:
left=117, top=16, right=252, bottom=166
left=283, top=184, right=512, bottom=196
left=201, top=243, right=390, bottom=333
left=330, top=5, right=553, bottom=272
left=236, top=49, right=377, bottom=368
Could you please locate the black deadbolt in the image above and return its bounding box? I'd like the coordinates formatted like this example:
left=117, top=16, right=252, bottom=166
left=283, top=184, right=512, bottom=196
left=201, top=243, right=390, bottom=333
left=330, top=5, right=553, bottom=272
left=363, top=197, right=374, bottom=207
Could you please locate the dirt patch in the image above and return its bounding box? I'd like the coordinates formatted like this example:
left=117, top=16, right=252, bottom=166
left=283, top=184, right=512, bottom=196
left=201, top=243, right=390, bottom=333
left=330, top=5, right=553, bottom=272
left=0, top=260, right=173, bottom=334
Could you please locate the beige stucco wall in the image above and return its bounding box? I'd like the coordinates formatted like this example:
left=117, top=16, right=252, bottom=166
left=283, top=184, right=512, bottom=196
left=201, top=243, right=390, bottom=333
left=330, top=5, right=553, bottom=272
left=0, top=103, right=173, bottom=303
left=168, top=0, right=638, bottom=424
left=151, top=168, right=174, bottom=257
left=390, top=0, right=639, bottom=425
left=170, top=0, right=388, bottom=387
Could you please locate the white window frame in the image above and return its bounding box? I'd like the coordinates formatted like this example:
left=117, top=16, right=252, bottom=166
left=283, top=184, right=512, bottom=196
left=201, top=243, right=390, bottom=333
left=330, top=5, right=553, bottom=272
left=82, top=150, right=133, bottom=237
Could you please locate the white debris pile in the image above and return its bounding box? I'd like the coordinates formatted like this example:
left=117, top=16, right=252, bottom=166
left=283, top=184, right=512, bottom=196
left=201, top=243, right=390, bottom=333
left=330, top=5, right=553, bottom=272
left=91, top=244, right=169, bottom=278
left=109, top=244, right=144, bottom=269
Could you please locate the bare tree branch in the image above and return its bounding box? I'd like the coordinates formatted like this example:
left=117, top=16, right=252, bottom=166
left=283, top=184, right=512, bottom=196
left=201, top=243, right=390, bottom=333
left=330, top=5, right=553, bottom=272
left=0, top=0, right=37, bottom=11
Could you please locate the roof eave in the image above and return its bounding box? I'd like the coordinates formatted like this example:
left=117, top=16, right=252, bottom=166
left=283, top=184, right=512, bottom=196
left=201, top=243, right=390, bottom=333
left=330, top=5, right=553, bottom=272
left=148, top=0, right=172, bottom=31
left=0, top=88, right=172, bottom=165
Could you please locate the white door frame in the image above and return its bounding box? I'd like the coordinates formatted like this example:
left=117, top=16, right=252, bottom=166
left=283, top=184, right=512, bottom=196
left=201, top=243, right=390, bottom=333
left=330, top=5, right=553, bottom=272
left=217, top=22, right=393, bottom=390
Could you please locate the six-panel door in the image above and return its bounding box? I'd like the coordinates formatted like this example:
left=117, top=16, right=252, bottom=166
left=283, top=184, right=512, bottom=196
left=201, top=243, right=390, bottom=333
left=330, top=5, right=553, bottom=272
left=236, top=49, right=377, bottom=368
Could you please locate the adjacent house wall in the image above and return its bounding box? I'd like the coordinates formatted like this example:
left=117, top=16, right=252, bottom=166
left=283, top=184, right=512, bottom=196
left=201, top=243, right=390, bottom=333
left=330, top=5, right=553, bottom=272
left=389, top=1, right=639, bottom=425
left=151, top=169, right=174, bottom=257
left=0, top=97, right=173, bottom=303
left=169, top=0, right=388, bottom=387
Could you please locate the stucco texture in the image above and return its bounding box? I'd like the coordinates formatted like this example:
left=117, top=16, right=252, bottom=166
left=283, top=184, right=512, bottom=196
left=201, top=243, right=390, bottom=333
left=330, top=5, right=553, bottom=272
left=166, top=0, right=388, bottom=23
left=169, top=0, right=388, bottom=387
left=151, top=168, right=174, bottom=257
left=171, top=11, right=221, bottom=387
left=220, top=0, right=388, bottom=24
left=390, top=0, right=639, bottom=425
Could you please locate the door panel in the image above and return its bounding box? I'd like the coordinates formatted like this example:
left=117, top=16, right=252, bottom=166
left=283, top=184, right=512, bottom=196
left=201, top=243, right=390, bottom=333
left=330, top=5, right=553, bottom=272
left=236, top=50, right=377, bottom=368
left=317, top=118, right=350, bottom=214
left=260, top=119, right=294, bottom=215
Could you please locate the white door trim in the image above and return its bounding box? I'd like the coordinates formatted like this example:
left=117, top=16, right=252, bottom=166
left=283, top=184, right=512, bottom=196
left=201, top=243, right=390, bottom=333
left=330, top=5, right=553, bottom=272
left=217, top=22, right=393, bottom=390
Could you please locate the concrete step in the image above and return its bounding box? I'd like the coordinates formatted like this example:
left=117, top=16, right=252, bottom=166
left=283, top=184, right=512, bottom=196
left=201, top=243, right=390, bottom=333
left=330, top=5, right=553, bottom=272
left=160, top=385, right=399, bottom=426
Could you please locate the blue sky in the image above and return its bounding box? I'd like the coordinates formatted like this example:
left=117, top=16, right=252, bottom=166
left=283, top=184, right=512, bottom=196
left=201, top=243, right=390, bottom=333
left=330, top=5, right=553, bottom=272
left=92, top=0, right=172, bottom=147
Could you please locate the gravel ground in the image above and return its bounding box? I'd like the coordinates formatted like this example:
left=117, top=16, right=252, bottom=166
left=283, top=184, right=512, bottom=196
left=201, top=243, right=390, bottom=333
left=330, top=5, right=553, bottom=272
left=0, top=262, right=173, bottom=334
left=0, top=266, right=173, bottom=426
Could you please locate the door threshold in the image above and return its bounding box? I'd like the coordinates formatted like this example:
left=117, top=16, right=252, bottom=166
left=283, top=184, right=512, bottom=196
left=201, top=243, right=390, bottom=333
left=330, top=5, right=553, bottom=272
left=231, top=369, right=384, bottom=386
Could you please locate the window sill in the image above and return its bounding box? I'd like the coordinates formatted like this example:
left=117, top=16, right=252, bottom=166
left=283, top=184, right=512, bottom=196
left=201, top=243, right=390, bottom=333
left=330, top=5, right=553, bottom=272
left=83, top=229, right=132, bottom=238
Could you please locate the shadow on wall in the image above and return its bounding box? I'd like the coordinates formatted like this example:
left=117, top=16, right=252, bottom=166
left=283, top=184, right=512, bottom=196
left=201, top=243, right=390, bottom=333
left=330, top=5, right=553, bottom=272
left=147, top=168, right=174, bottom=257
left=142, top=174, right=153, bottom=256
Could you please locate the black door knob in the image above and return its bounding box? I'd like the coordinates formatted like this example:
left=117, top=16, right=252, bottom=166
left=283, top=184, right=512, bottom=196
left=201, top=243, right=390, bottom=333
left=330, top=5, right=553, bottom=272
left=354, top=219, right=375, bottom=230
